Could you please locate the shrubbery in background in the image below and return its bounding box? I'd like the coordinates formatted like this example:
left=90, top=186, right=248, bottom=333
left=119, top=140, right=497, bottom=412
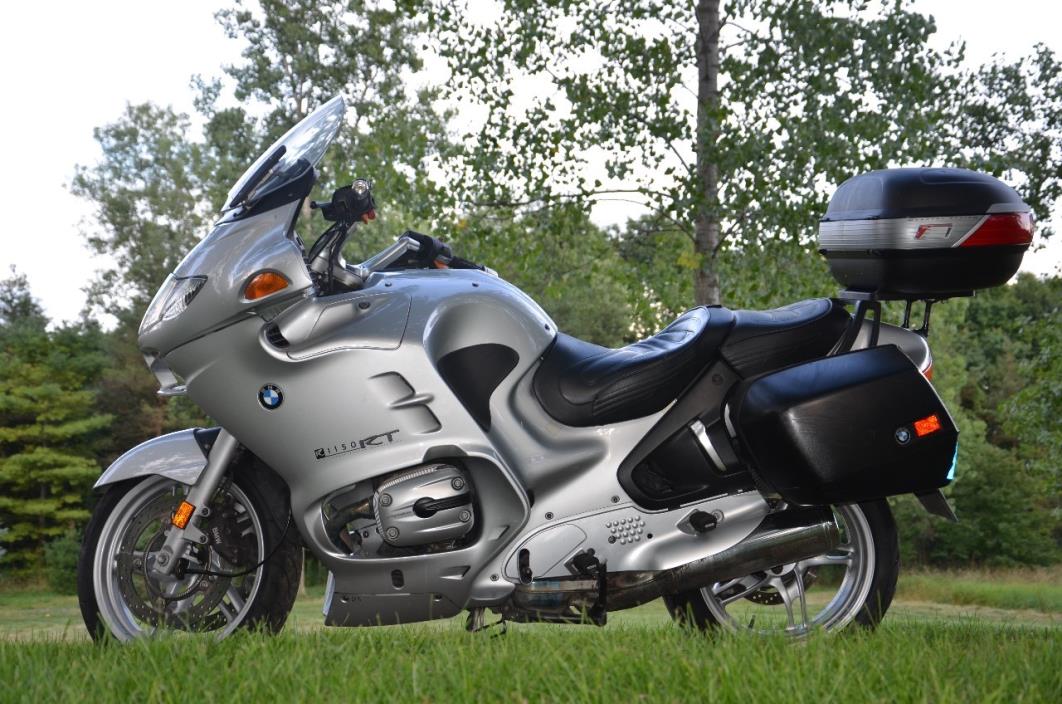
left=42, top=532, right=80, bottom=595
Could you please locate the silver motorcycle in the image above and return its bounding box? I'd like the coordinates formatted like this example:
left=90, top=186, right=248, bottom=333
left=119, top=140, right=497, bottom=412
left=79, top=96, right=990, bottom=641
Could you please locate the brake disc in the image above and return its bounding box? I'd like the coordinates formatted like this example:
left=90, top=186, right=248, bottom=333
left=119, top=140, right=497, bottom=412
left=114, top=492, right=231, bottom=631
left=203, top=495, right=258, bottom=568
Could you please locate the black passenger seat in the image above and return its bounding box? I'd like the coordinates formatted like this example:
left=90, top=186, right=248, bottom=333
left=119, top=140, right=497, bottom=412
left=720, top=298, right=850, bottom=378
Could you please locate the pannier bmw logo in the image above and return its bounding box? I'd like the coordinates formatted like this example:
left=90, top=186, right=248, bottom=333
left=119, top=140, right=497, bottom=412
left=894, top=427, right=912, bottom=446
left=259, top=384, right=283, bottom=410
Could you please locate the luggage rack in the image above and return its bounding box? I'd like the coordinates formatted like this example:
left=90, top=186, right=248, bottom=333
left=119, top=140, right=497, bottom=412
left=832, top=288, right=973, bottom=354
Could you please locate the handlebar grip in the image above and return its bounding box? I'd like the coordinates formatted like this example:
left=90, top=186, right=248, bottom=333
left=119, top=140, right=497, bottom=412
left=449, top=256, right=485, bottom=271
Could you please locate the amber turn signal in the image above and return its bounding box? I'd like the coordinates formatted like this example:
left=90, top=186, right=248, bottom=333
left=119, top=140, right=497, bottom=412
left=244, top=271, right=289, bottom=300
left=172, top=500, right=196, bottom=529
left=913, top=414, right=942, bottom=438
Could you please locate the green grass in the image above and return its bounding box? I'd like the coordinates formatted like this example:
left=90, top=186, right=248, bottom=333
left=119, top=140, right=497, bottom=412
left=1, top=573, right=1060, bottom=703
left=0, top=612, right=1059, bottom=703
left=896, top=567, right=1062, bottom=613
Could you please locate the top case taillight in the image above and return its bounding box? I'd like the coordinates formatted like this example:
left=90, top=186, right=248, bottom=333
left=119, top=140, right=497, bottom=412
left=958, top=213, right=1034, bottom=247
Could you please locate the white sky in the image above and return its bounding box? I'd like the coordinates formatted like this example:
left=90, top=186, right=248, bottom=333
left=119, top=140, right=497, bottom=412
left=0, top=0, right=1059, bottom=324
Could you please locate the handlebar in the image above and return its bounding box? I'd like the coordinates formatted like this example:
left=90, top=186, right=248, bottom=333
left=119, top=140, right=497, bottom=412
left=306, top=182, right=492, bottom=293
left=345, top=233, right=493, bottom=283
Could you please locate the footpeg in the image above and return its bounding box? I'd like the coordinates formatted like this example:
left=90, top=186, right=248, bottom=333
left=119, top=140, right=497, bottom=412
left=689, top=510, right=718, bottom=533
left=568, top=549, right=607, bottom=626
left=569, top=549, right=601, bottom=576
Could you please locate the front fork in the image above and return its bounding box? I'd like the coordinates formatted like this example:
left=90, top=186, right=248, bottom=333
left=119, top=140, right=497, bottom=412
left=152, top=429, right=240, bottom=576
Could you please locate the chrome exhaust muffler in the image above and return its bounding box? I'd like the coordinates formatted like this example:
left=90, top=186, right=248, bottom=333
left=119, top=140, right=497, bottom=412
left=509, top=506, right=840, bottom=618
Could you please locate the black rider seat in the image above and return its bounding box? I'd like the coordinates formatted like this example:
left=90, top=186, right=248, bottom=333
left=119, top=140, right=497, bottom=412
left=533, top=299, right=851, bottom=427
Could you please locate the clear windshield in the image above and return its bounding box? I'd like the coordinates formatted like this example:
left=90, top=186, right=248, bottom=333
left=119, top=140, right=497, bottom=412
left=224, top=95, right=346, bottom=210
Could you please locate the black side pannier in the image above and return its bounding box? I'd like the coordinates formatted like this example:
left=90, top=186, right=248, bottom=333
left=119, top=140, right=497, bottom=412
left=818, top=168, right=1033, bottom=299
left=732, top=345, right=957, bottom=505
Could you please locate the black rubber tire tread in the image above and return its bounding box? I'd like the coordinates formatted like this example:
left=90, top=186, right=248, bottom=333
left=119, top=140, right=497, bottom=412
left=664, top=500, right=899, bottom=632
left=77, top=458, right=303, bottom=641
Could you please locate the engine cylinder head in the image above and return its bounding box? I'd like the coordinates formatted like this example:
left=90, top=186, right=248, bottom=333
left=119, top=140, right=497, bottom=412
left=374, top=463, right=474, bottom=547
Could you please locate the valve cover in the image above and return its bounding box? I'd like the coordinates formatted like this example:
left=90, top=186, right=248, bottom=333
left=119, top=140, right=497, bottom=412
left=374, top=463, right=474, bottom=547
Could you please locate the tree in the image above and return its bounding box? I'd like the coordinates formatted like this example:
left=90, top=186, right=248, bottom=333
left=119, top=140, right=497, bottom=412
left=73, top=105, right=211, bottom=323
left=72, top=1, right=454, bottom=460
left=75, top=0, right=452, bottom=319
left=451, top=204, right=636, bottom=345
left=408, top=0, right=1062, bottom=309
left=0, top=272, right=111, bottom=568
left=205, top=0, right=453, bottom=258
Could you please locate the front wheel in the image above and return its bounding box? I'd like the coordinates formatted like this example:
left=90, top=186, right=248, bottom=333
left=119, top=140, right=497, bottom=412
left=77, top=462, right=302, bottom=641
left=665, top=500, right=899, bottom=635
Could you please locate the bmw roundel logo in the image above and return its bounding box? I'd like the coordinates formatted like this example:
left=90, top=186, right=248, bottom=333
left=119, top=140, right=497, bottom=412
left=258, top=384, right=283, bottom=410
left=894, top=427, right=912, bottom=446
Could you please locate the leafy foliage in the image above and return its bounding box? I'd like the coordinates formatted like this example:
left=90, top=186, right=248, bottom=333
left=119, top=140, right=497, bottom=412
left=951, top=46, right=1062, bottom=239
left=892, top=282, right=1060, bottom=566
left=406, top=0, right=961, bottom=303
left=72, top=105, right=212, bottom=322
left=451, top=204, right=635, bottom=345
left=409, top=0, right=1062, bottom=307
left=75, top=0, right=452, bottom=320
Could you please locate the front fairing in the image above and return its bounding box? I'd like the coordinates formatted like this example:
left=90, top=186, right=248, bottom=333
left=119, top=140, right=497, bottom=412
left=138, top=200, right=313, bottom=355
left=138, top=96, right=347, bottom=355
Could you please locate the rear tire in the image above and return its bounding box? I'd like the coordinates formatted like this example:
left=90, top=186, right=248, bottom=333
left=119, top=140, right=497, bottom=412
left=665, top=500, right=899, bottom=634
left=77, top=460, right=302, bottom=641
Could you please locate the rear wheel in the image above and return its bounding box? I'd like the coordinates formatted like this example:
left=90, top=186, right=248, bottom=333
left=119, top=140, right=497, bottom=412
left=77, top=463, right=302, bottom=641
left=665, top=500, right=898, bottom=635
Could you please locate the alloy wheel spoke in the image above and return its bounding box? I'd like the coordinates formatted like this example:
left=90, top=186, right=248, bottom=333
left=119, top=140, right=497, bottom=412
left=769, top=577, right=796, bottom=629
left=217, top=598, right=238, bottom=624
left=697, top=505, right=875, bottom=638
left=717, top=575, right=771, bottom=606
left=225, top=586, right=246, bottom=614
left=770, top=576, right=809, bottom=633
left=802, top=546, right=855, bottom=569
left=711, top=577, right=746, bottom=596
left=793, top=563, right=811, bottom=630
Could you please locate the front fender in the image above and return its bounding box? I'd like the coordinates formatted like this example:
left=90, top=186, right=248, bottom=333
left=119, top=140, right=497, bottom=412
left=94, top=428, right=221, bottom=490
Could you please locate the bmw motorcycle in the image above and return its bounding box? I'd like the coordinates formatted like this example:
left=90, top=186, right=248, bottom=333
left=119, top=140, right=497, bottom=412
left=77, top=96, right=1035, bottom=640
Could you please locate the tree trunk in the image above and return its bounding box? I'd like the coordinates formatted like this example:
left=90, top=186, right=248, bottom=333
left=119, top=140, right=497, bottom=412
left=694, top=0, right=722, bottom=306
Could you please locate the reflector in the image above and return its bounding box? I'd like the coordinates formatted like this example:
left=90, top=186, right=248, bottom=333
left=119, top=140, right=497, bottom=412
left=913, top=414, right=942, bottom=437
left=172, top=500, right=195, bottom=529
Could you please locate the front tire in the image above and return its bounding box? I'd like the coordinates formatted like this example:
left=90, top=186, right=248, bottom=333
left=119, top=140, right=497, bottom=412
left=77, top=461, right=302, bottom=641
left=665, top=500, right=899, bottom=635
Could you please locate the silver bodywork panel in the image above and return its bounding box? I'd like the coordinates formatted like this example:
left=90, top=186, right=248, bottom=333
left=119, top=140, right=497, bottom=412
left=161, top=265, right=625, bottom=624
left=94, top=429, right=207, bottom=489
left=139, top=201, right=312, bottom=356
left=502, top=492, right=769, bottom=581
left=131, top=208, right=773, bottom=627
